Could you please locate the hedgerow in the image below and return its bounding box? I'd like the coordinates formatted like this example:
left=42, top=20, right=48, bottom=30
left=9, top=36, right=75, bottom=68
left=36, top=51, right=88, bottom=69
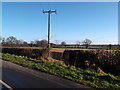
left=0, top=53, right=120, bottom=88
left=62, top=50, right=120, bottom=75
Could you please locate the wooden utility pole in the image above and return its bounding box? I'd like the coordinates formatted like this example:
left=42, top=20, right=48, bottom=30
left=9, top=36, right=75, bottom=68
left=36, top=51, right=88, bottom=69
left=43, top=10, right=56, bottom=57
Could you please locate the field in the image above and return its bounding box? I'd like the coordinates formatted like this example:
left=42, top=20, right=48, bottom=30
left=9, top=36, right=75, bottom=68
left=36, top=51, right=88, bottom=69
left=2, top=46, right=120, bottom=53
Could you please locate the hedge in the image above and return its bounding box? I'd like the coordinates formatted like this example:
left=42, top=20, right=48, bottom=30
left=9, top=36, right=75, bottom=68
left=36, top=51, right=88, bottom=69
left=1, top=53, right=120, bottom=88
left=62, top=50, right=120, bottom=75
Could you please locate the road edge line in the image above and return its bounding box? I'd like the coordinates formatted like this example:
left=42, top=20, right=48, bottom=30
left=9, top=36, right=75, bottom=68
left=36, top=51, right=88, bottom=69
left=0, top=80, right=13, bottom=89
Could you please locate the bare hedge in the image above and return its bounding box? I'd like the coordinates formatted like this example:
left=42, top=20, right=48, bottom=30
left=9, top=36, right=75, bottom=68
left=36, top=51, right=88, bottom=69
left=2, top=48, right=42, bottom=59
left=62, top=50, right=120, bottom=75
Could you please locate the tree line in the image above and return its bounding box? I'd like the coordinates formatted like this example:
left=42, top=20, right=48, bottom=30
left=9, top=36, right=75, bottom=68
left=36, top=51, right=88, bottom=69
left=0, top=36, right=49, bottom=48
left=0, top=36, right=117, bottom=49
left=0, top=36, right=94, bottom=49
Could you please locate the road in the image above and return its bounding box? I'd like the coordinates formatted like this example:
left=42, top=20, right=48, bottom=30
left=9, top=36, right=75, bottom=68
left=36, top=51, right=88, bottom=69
left=1, top=59, right=93, bottom=89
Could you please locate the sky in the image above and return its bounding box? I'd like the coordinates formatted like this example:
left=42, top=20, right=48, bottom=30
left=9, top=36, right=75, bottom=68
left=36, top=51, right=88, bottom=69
left=2, top=2, right=118, bottom=44
left=2, top=0, right=119, bottom=2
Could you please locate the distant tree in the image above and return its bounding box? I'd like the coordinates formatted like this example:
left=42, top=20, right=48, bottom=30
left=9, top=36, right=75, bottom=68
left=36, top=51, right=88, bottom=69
left=35, top=40, right=41, bottom=47
left=40, top=40, right=48, bottom=48
left=30, top=41, right=35, bottom=44
left=23, top=41, right=29, bottom=47
left=55, top=40, right=59, bottom=47
left=34, top=39, right=48, bottom=48
left=23, top=41, right=28, bottom=45
left=2, top=37, right=6, bottom=44
left=16, top=40, right=23, bottom=44
left=61, top=41, right=66, bottom=47
left=82, top=39, right=92, bottom=49
left=30, top=41, right=35, bottom=47
left=6, top=36, right=17, bottom=44
left=108, top=44, right=112, bottom=50
left=76, top=41, right=81, bottom=48
left=19, top=39, right=24, bottom=44
left=50, top=43, right=56, bottom=47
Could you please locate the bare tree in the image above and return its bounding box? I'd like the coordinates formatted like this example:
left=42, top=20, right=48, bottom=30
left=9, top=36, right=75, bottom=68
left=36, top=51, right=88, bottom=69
left=35, top=40, right=41, bottom=47
left=19, top=39, right=24, bottom=44
left=30, top=41, right=35, bottom=47
left=34, top=39, right=48, bottom=48
left=76, top=41, right=81, bottom=48
left=30, top=41, right=35, bottom=44
left=40, top=40, right=48, bottom=48
left=82, top=39, right=92, bottom=49
left=16, top=40, right=24, bottom=44
left=6, top=36, right=17, bottom=44
left=55, top=40, right=59, bottom=47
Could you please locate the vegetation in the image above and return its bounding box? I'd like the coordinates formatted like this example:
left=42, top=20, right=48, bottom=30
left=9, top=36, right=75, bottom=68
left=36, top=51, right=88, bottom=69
left=2, top=47, right=120, bottom=75
left=61, top=41, right=66, bottom=47
left=76, top=41, right=81, bottom=48
left=108, top=44, right=112, bottom=50
left=63, top=50, right=120, bottom=75
left=1, top=36, right=119, bottom=50
left=2, top=48, right=43, bottom=59
left=82, top=39, right=92, bottom=49
left=1, top=36, right=50, bottom=48
left=1, top=53, right=120, bottom=88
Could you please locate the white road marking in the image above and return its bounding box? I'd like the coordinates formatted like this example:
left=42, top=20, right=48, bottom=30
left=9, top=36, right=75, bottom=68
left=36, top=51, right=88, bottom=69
left=0, top=80, right=13, bottom=89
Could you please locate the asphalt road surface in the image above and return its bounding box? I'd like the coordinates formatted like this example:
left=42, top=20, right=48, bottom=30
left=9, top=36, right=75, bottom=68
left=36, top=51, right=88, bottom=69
left=1, top=59, right=94, bottom=89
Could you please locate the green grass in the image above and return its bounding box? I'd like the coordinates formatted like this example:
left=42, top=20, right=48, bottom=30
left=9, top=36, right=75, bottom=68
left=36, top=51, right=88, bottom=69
left=0, top=53, right=120, bottom=88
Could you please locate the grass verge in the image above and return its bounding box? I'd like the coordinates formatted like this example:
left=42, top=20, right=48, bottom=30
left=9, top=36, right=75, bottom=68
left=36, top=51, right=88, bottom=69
left=1, top=53, right=120, bottom=88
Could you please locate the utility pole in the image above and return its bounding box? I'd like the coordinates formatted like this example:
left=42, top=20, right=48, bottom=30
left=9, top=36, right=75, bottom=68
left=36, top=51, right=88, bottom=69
left=43, top=10, right=56, bottom=57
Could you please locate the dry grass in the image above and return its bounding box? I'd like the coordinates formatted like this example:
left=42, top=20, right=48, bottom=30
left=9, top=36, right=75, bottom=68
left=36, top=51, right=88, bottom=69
left=51, top=48, right=120, bottom=53
left=40, top=56, right=67, bottom=67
